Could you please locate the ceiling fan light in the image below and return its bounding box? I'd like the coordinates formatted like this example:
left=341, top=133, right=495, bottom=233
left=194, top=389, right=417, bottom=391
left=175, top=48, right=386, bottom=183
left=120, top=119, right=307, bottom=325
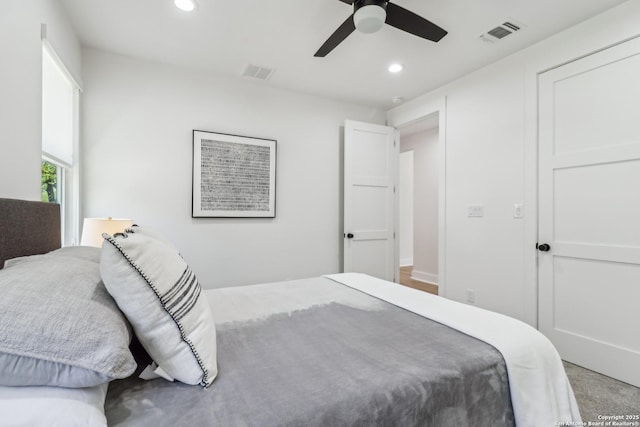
left=354, top=5, right=387, bottom=34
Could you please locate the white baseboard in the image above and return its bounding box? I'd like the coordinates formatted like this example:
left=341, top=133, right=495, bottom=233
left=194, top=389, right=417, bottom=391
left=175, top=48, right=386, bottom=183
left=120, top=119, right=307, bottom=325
left=411, top=269, right=438, bottom=285
left=400, top=257, right=413, bottom=267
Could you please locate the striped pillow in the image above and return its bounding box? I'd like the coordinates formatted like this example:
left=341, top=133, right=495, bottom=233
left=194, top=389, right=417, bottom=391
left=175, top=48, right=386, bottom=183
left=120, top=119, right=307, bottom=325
left=100, top=227, right=217, bottom=387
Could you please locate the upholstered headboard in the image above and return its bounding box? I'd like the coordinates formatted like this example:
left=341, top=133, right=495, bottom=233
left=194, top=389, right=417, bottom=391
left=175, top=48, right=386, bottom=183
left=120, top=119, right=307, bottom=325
left=0, top=198, right=61, bottom=269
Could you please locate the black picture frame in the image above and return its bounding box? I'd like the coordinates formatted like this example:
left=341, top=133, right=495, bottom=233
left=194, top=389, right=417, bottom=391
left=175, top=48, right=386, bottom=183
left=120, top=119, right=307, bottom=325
left=192, top=130, right=276, bottom=218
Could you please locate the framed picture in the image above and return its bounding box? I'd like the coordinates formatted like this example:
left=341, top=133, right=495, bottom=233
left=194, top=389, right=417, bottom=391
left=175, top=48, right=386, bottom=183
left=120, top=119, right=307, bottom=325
left=192, top=130, right=276, bottom=218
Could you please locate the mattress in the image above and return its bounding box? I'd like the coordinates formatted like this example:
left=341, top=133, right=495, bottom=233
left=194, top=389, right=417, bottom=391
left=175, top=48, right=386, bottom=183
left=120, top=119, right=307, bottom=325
left=105, top=276, right=515, bottom=426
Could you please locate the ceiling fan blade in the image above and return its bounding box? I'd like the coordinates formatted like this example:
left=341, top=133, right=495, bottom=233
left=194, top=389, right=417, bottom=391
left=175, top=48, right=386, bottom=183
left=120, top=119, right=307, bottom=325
left=385, top=2, right=447, bottom=42
left=314, top=15, right=356, bottom=57
left=337, top=0, right=354, bottom=3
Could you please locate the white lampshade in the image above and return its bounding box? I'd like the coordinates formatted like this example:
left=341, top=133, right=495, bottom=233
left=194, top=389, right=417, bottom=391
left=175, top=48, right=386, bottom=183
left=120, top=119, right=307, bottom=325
left=80, top=218, right=134, bottom=247
left=354, top=5, right=387, bottom=34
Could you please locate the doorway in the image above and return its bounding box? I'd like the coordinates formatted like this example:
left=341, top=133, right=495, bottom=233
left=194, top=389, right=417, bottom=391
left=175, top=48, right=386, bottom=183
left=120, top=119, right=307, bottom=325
left=398, top=114, right=440, bottom=293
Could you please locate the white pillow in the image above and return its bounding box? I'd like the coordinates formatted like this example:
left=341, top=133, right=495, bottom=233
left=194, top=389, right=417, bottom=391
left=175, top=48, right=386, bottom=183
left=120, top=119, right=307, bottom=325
left=100, top=228, right=218, bottom=387
left=0, top=383, right=108, bottom=427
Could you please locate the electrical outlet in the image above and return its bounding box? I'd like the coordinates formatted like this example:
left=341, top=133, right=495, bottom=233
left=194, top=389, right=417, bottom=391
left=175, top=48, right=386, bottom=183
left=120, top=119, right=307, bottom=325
left=467, top=205, right=484, bottom=217
left=466, top=289, right=475, bottom=304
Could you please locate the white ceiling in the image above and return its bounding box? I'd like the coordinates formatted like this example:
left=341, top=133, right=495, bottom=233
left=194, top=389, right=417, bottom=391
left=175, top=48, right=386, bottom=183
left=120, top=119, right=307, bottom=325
left=59, top=0, right=626, bottom=109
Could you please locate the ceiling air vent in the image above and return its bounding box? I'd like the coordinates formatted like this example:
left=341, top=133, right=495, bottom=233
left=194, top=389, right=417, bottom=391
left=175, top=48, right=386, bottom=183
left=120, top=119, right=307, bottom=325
left=479, top=20, right=525, bottom=43
left=242, top=64, right=275, bottom=81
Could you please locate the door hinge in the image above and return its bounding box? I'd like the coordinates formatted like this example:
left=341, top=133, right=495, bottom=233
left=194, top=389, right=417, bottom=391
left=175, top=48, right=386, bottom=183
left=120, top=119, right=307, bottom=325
left=393, top=186, right=396, bottom=193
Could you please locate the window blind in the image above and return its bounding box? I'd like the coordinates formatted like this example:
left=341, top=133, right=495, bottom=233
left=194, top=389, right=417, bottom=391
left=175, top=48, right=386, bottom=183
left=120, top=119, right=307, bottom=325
left=42, top=48, right=74, bottom=166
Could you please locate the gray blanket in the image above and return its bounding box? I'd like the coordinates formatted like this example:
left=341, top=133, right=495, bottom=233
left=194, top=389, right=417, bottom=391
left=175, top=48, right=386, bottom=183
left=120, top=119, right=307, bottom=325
left=105, top=278, right=514, bottom=426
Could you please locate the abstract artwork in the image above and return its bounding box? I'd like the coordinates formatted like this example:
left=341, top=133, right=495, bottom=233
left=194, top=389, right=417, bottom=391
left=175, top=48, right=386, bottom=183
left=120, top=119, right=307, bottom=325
left=192, top=130, right=276, bottom=218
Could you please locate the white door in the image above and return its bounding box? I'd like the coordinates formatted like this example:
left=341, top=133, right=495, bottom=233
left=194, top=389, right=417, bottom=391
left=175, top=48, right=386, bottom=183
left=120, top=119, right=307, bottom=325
left=538, top=37, right=640, bottom=387
left=344, top=120, right=397, bottom=281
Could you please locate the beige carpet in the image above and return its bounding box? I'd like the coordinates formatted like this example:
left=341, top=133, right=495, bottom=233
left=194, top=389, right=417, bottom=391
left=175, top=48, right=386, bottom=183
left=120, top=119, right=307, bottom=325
left=563, top=361, right=640, bottom=423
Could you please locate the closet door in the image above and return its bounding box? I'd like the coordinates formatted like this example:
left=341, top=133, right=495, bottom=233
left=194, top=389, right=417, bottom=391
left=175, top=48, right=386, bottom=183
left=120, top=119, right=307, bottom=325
left=538, top=37, right=640, bottom=387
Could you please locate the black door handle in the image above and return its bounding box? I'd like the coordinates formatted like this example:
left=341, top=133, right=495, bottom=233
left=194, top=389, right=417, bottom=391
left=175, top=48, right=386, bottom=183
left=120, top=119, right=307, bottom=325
left=537, top=243, right=551, bottom=252
left=345, top=233, right=354, bottom=239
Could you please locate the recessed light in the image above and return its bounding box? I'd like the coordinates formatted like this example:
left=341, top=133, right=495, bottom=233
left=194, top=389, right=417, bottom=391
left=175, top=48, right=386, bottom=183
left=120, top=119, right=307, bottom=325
left=392, top=97, right=404, bottom=104
left=388, top=63, right=404, bottom=73
left=175, top=0, right=198, bottom=12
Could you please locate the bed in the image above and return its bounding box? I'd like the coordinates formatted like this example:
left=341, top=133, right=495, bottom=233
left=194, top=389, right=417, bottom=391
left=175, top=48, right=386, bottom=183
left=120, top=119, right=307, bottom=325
left=0, top=198, right=581, bottom=426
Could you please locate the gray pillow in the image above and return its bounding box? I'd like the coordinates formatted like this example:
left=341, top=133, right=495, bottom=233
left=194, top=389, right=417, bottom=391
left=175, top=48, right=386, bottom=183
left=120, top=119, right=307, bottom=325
left=0, top=250, right=136, bottom=387
left=3, top=246, right=102, bottom=268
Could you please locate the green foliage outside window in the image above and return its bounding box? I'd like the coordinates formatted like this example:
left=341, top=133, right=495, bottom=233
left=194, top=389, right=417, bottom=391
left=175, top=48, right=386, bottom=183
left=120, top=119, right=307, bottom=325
left=41, top=161, right=58, bottom=203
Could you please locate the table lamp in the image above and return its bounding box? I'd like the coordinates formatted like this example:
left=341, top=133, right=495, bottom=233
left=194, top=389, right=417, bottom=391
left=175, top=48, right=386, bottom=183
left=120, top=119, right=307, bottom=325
left=80, top=217, right=134, bottom=247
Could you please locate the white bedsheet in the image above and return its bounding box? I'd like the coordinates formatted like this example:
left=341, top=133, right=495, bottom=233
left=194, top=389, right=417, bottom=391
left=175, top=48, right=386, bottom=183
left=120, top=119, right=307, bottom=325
left=325, top=273, right=582, bottom=427
left=0, top=382, right=108, bottom=427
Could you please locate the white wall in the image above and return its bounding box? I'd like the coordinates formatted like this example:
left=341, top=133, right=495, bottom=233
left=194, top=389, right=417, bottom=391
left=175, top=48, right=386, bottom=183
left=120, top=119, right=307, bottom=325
left=388, top=0, right=640, bottom=324
left=398, top=151, right=414, bottom=267
left=81, top=49, right=385, bottom=289
left=401, top=128, right=439, bottom=284
left=0, top=0, right=81, bottom=201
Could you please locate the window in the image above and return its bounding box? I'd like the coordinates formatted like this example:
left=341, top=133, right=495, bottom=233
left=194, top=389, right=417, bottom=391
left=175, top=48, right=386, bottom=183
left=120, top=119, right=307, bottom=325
left=42, top=43, right=80, bottom=245
left=41, top=159, right=61, bottom=203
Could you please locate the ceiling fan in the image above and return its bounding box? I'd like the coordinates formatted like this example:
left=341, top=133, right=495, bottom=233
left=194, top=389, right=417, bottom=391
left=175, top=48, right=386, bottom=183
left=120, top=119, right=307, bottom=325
left=315, top=0, right=447, bottom=57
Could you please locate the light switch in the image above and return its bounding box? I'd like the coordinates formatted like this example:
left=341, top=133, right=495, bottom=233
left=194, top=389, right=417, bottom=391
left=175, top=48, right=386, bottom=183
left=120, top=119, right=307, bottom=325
left=467, top=205, right=484, bottom=217
left=513, top=204, right=523, bottom=219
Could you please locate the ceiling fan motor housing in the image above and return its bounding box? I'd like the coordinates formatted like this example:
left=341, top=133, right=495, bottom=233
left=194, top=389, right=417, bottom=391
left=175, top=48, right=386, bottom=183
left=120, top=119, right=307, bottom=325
left=353, top=0, right=388, bottom=33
